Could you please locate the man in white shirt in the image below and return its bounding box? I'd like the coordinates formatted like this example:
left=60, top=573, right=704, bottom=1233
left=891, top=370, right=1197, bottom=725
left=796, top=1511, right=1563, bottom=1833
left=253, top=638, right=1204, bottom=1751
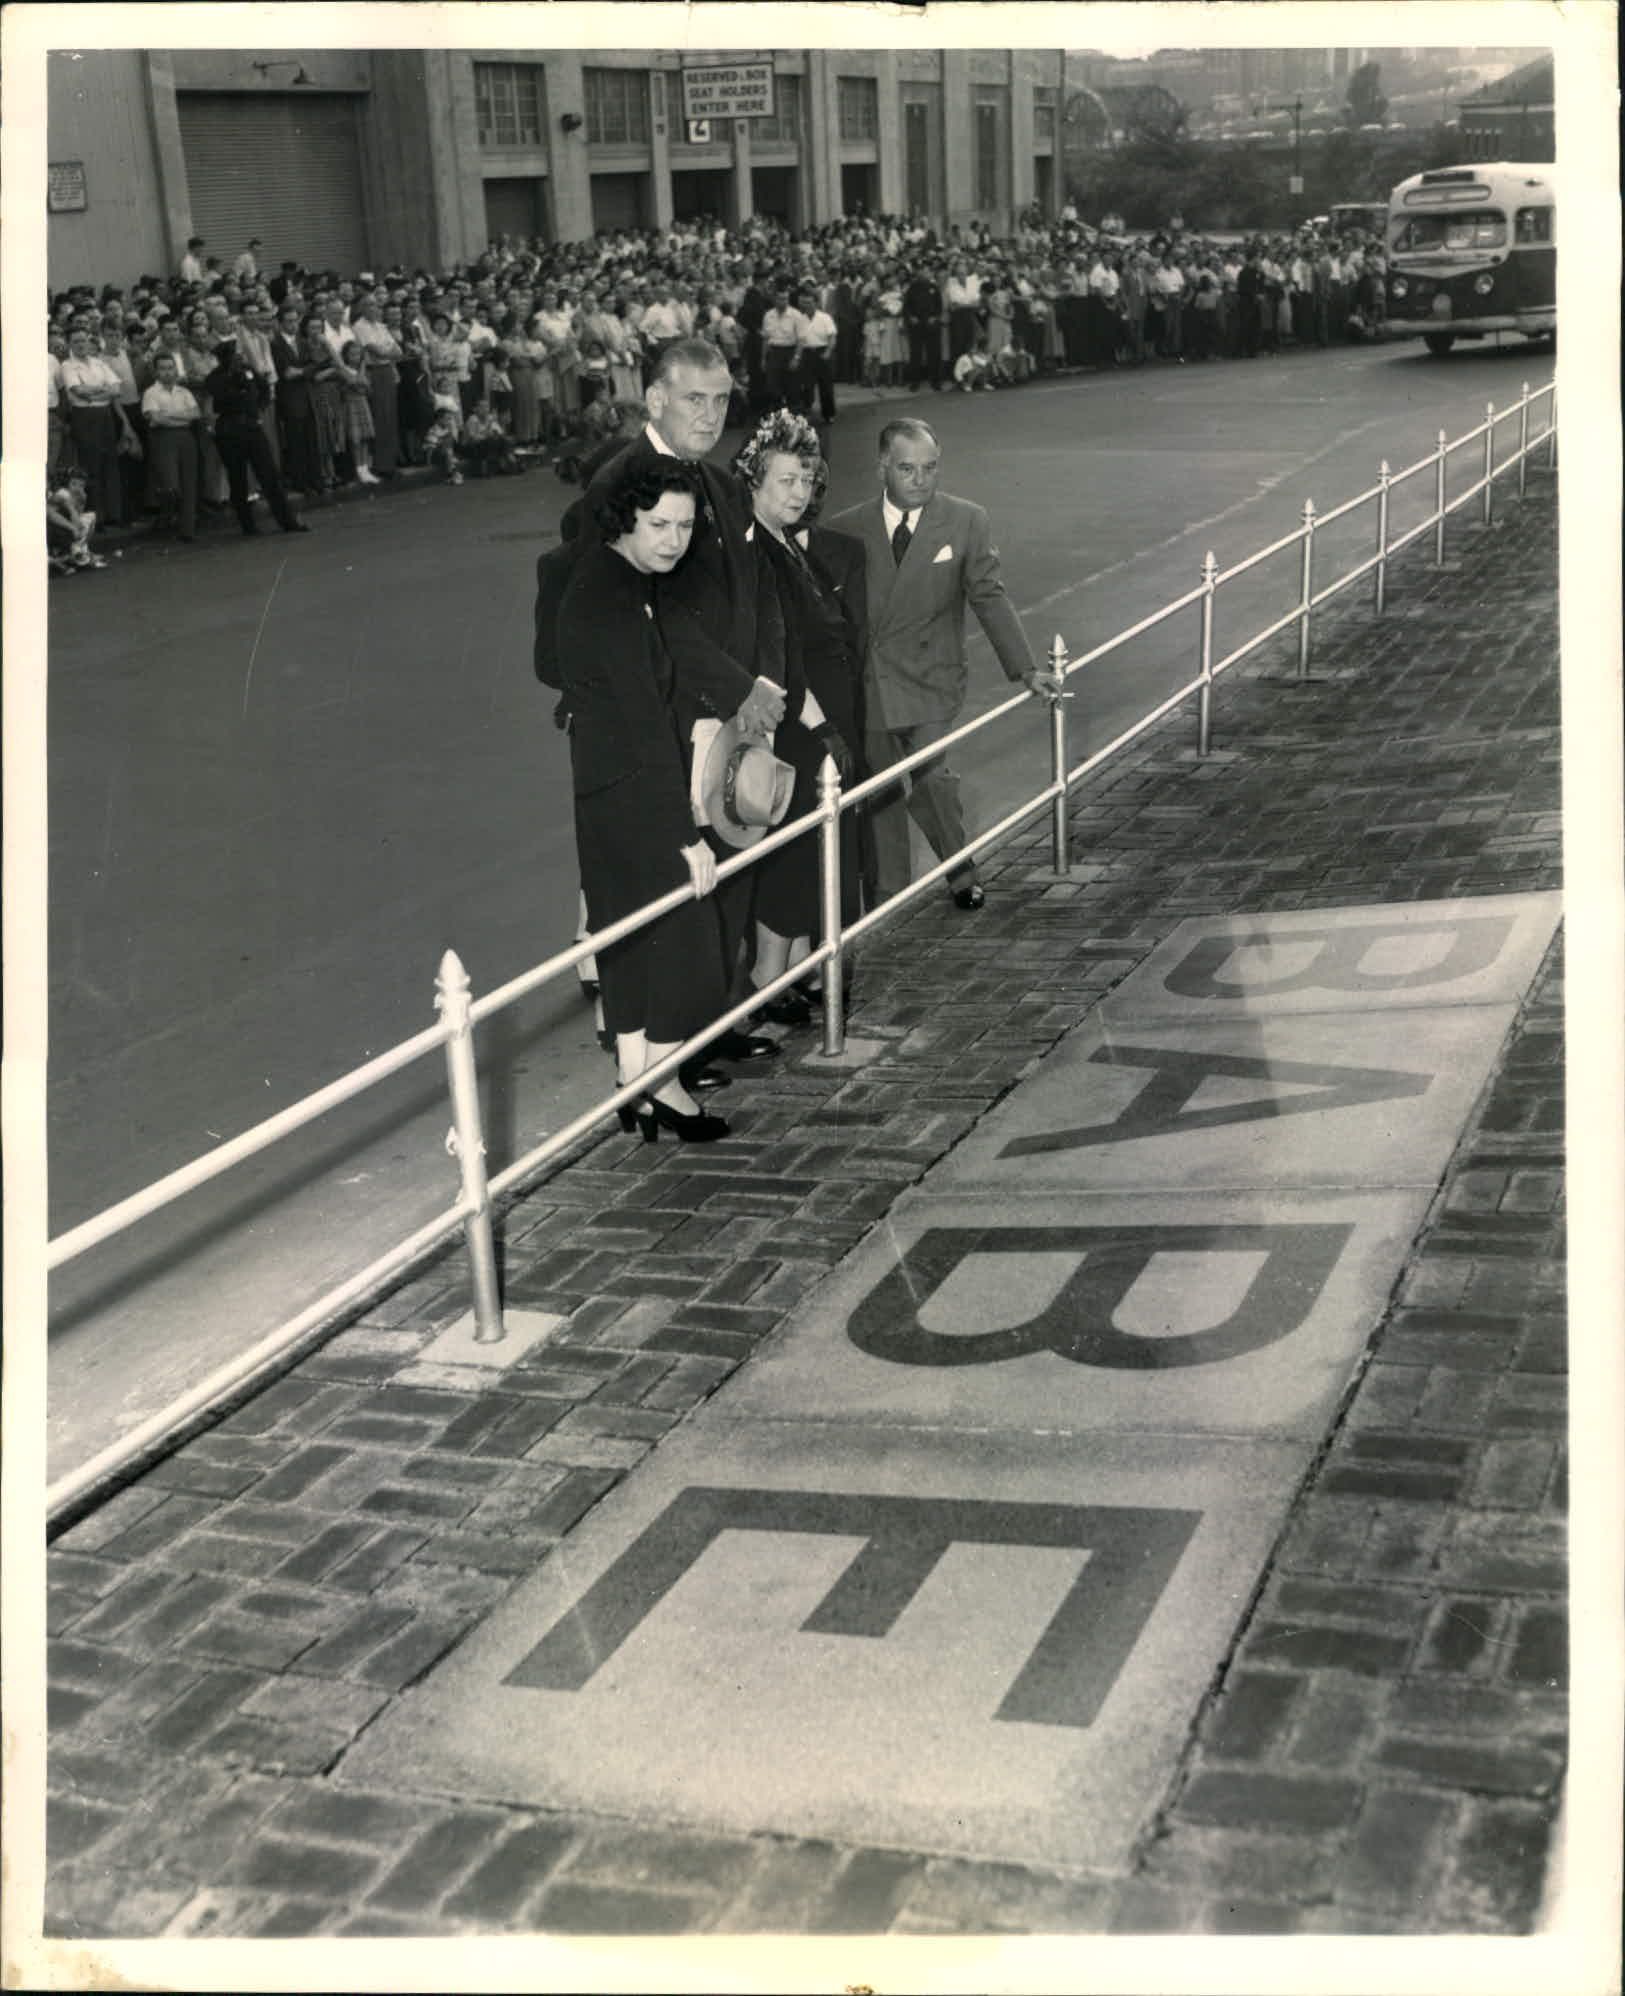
left=1151, top=253, right=1186, bottom=359
left=637, top=289, right=683, bottom=370
left=1086, top=251, right=1121, bottom=369
left=233, top=237, right=263, bottom=285
left=319, top=294, right=352, bottom=362
left=944, top=260, right=983, bottom=366
left=179, top=237, right=207, bottom=285
left=794, top=288, right=838, bottom=421
left=759, top=285, right=807, bottom=409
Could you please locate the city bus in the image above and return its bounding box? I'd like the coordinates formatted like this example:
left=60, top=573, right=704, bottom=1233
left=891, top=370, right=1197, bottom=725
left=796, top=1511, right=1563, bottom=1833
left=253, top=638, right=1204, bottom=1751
left=1384, top=161, right=1555, bottom=356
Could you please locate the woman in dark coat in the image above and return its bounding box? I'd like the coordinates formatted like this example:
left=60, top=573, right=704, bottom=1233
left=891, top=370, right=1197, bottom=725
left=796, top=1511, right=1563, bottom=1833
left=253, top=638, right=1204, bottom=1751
left=730, top=409, right=863, bottom=1027
left=556, top=455, right=729, bottom=1142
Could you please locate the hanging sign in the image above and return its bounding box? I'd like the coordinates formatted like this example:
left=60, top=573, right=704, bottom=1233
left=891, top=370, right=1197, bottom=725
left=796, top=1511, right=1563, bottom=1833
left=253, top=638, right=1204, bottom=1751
left=49, top=160, right=88, bottom=212
left=680, top=61, right=776, bottom=121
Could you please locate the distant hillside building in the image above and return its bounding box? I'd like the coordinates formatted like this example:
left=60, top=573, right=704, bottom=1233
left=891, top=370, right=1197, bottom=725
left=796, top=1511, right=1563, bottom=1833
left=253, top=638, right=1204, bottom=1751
left=1458, top=55, right=1554, bottom=161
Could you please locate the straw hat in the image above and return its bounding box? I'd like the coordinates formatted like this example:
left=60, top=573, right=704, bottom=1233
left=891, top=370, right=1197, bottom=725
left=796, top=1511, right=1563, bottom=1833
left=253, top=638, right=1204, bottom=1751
left=691, top=717, right=795, bottom=851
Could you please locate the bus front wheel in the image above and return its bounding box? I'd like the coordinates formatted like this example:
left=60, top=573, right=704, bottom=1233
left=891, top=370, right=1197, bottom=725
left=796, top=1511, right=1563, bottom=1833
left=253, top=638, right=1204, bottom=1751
left=1424, top=332, right=1457, bottom=357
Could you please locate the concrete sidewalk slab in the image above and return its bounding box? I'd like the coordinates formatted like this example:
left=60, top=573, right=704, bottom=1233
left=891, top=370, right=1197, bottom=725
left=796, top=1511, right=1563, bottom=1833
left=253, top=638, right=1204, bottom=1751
left=339, top=1415, right=1308, bottom=1874
left=720, top=1186, right=1432, bottom=1439
left=1099, top=892, right=1561, bottom=1023
left=927, top=1005, right=1516, bottom=1194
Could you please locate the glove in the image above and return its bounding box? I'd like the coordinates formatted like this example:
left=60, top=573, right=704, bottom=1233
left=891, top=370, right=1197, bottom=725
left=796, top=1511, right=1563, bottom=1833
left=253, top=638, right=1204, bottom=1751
left=811, top=721, right=855, bottom=782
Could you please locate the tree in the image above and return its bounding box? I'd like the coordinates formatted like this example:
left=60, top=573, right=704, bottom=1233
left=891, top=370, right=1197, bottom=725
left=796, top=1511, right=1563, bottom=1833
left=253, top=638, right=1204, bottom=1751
left=1345, top=62, right=1388, bottom=128
left=1122, top=84, right=1190, bottom=157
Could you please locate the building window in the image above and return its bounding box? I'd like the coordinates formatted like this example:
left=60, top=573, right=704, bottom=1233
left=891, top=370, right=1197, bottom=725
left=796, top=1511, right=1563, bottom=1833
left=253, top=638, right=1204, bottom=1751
left=905, top=98, right=931, bottom=215
left=584, top=66, right=650, bottom=145
left=753, top=72, right=800, bottom=144
left=838, top=75, right=878, bottom=142
left=475, top=63, right=544, bottom=148
left=975, top=99, right=999, bottom=210
left=1033, top=90, right=1057, bottom=144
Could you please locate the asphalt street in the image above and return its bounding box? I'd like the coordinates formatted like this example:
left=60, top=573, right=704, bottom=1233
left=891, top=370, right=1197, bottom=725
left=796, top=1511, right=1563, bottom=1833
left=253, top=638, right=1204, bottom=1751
left=46, top=334, right=1553, bottom=1483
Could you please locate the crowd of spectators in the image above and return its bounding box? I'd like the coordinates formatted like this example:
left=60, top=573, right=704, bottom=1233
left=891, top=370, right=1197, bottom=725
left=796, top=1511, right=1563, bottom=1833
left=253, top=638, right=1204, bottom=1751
left=45, top=203, right=1388, bottom=567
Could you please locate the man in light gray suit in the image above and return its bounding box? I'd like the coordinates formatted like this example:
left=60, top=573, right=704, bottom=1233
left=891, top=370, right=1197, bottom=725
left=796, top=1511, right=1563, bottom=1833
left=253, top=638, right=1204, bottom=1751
left=836, top=418, right=1057, bottom=908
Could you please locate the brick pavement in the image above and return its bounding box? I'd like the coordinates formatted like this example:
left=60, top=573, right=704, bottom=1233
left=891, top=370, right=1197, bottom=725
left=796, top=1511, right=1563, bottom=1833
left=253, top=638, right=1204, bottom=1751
left=42, top=474, right=1563, bottom=1941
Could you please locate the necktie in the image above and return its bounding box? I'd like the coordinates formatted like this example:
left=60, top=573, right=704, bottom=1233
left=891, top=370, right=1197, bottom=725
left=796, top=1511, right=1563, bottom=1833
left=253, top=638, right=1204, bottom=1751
left=891, top=515, right=912, bottom=566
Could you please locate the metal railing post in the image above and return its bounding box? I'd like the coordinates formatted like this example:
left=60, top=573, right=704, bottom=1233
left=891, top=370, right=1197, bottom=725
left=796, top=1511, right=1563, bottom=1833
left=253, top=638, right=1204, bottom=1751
left=1296, top=499, right=1316, bottom=678
left=816, top=756, right=846, bottom=1057
left=1197, top=552, right=1217, bottom=753
left=1048, top=633, right=1071, bottom=873
left=435, top=949, right=504, bottom=1344
left=1482, top=401, right=1496, bottom=525
left=1518, top=382, right=1530, bottom=498
left=1374, top=461, right=1391, bottom=615
left=1546, top=382, right=1557, bottom=470
left=1434, top=428, right=1448, bottom=566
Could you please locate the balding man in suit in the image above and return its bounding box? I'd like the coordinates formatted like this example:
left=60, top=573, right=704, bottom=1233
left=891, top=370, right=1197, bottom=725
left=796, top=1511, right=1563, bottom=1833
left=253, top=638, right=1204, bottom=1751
left=834, top=418, right=1056, bottom=909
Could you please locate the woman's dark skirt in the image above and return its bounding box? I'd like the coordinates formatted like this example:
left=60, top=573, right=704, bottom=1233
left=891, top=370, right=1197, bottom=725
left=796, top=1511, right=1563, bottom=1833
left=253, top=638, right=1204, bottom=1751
left=576, top=778, right=726, bottom=1043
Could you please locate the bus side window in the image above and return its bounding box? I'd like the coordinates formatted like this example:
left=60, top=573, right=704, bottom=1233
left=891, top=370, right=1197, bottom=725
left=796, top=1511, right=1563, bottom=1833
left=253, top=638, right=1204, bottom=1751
left=1516, top=207, right=1551, bottom=245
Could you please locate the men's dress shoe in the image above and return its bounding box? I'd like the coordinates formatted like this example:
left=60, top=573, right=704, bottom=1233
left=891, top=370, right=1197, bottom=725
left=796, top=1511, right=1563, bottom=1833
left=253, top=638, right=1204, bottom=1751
left=680, top=1062, right=732, bottom=1094
left=952, top=883, right=986, bottom=911
left=282, top=521, right=312, bottom=533
left=713, top=1028, right=780, bottom=1062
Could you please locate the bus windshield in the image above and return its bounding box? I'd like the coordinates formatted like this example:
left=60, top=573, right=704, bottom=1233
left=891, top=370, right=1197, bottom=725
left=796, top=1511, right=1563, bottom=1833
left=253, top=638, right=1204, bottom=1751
left=1392, top=211, right=1508, bottom=253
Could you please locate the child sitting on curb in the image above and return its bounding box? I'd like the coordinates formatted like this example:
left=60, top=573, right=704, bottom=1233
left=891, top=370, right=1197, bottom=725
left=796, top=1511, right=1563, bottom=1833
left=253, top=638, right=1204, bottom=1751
left=953, top=335, right=997, bottom=391
left=47, top=470, right=108, bottom=571
left=422, top=378, right=465, bottom=485
left=458, top=399, right=521, bottom=477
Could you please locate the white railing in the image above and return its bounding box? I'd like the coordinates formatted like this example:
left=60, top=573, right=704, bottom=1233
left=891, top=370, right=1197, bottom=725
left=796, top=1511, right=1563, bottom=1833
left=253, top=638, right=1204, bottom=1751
left=45, top=379, right=1557, bottom=1526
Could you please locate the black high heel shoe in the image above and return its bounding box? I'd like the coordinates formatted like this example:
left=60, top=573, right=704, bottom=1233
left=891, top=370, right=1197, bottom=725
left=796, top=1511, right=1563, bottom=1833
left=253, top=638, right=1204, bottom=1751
left=616, top=1099, right=642, bottom=1133
left=636, top=1095, right=729, bottom=1144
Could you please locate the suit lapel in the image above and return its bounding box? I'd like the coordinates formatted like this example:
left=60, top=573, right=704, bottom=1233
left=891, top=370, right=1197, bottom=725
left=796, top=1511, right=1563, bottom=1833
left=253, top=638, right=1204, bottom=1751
left=860, top=498, right=901, bottom=626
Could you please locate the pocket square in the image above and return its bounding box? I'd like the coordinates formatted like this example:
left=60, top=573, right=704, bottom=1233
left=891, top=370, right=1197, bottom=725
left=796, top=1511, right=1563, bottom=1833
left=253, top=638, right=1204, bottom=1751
left=932, top=543, right=954, bottom=564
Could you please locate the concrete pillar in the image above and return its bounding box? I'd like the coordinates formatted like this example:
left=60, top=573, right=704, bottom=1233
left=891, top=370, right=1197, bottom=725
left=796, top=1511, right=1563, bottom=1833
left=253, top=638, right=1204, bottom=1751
left=942, top=51, right=973, bottom=224
left=143, top=52, right=194, bottom=265
left=649, top=68, right=674, bottom=227
left=545, top=51, right=594, bottom=241
left=424, top=52, right=492, bottom=263
left=729, top=117, right=752, bottom=228
left=876, top=52, right=904, bottom=213
left=804, top=52, right=837, bottom=224
left=1011, top=65, right=1034, bottom=220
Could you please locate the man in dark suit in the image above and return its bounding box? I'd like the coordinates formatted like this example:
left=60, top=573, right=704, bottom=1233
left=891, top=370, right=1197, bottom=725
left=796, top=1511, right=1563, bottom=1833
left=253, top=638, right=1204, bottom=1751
left=536, top=337, right=784, bottom=1059
left=735, top=268, right=771, bottom=416
left=832, top=417, right=1057, bottom=910
left=902, top=266, right=945, bottom=391
left=204, top=339, right=311, bottom=538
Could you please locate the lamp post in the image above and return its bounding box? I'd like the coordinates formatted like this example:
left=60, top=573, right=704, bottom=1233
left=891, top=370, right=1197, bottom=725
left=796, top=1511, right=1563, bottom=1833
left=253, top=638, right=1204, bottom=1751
left=1274, top=94, right=1305, bottom=196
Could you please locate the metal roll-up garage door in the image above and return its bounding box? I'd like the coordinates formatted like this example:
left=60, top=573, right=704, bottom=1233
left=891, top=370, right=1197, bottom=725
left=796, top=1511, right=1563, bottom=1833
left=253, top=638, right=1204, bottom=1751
left=178, top=93, right=368, bottom=277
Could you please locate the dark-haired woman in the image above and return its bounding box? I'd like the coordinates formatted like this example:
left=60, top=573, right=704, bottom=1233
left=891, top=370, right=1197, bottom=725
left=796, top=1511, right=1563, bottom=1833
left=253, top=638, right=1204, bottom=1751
left=556, top=455, right=729, bottom=1143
